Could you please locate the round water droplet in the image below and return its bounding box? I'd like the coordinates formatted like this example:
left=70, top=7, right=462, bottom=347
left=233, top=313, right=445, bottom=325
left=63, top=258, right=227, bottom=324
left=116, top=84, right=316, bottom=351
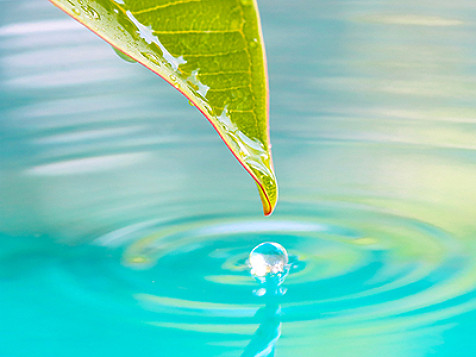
left=249, top=242, right=289, bottom=278
left=71, top=7, right=81, bottom=16
left=249, top=38, right=258, bottom=49
left=169, top=74, right=177, bottom=82
left=112, top=47, right=137, bottom=63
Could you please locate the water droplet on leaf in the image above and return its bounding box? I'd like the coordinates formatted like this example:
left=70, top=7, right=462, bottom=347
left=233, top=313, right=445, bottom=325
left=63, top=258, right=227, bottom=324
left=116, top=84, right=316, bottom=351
left=142, top=52, right=161, bottom=66
left=81, top=5, right=100, bottom=20
left=112, top=46, right=137, bottom=63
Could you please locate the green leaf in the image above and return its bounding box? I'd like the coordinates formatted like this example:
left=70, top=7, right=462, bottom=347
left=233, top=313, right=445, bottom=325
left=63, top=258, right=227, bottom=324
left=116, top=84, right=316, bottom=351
left=49, top=0, right=278, bottom=215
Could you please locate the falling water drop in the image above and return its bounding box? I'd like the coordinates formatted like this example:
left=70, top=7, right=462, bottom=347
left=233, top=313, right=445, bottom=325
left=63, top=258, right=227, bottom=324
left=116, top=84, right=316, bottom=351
left=249, top=242, right=289, bottom=286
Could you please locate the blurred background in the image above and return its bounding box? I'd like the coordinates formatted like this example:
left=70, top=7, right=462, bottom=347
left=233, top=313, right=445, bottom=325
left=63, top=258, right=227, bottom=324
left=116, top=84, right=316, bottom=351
left=1, top=0, right=476, bottom=356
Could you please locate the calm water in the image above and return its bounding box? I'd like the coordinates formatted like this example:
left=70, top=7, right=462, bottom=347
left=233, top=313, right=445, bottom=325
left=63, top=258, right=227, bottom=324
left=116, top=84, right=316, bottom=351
left=2, top=0, right=476, bottom=356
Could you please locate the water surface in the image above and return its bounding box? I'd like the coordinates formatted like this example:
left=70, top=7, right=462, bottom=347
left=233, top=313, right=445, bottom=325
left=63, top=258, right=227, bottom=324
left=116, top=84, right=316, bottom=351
left=1, top=0, right=476, bottom=356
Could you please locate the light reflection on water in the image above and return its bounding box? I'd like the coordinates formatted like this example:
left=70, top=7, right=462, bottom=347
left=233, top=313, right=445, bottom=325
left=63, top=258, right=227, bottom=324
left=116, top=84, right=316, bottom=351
left=1, top=0, right=476, bottom=356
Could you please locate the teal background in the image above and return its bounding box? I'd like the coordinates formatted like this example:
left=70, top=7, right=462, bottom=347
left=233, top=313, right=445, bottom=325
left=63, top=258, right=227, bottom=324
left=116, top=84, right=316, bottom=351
left=1, top=0, right=476, bottom=356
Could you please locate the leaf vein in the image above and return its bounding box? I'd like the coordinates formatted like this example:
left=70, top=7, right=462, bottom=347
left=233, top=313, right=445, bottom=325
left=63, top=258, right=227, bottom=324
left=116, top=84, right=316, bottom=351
left=198, top=70, right=251, bottom=76
left=182, top=49, right=246, bottom=58
left=152, top=29, right=241, bottom=35
left=214, top=106, right=256, bottom=114
left=208, top=86, right=250, bottom=93
left=132, top=0, right=202, bottom=15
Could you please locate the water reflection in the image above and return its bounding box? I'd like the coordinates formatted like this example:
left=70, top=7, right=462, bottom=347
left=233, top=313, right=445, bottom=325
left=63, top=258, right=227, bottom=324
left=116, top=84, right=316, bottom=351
left=242, top=242, right=289, bottom=356
left=242, top=294, right=282, bottom=357
left=2, top=0, right=476, bottom=356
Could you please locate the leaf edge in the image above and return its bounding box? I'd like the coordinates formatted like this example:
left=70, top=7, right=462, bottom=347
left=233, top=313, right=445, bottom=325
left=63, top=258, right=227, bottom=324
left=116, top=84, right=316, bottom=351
left=48, top=0, right=277, bottom=215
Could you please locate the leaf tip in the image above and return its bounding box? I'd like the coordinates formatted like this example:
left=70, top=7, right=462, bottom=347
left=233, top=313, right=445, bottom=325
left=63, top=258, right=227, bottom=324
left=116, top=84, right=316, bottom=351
left=256, top=179, right=278, bottom=216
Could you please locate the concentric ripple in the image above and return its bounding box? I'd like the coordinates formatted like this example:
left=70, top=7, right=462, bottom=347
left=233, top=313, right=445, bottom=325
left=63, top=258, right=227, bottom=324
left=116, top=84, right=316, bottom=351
left=3, top=1, right=476, bottom=356
left=29, top=201, right=474, bottom=340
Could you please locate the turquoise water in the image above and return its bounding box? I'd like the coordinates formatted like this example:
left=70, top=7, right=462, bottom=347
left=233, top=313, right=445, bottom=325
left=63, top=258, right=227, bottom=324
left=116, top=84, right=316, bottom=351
left=2, top=0, right=476, bottom=355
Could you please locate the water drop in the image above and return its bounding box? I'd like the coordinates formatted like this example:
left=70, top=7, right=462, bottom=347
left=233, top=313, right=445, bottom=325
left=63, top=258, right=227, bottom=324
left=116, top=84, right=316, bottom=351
left=142, top=52, right=161, bottom=66
left=112, top=47, right=137, bottom=63
left=169, top=74, right=177, bottom=82
left=249, top=242, right=289, bottom=284
left=90, top=8, right=100, bottom=19
left=81, top=5, right=100, bottom=20
left=71, top=7, right=81, bottom=16
left=255, top=288, right=266, bottom=297
left=249, top=38, right=258, bottom=49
